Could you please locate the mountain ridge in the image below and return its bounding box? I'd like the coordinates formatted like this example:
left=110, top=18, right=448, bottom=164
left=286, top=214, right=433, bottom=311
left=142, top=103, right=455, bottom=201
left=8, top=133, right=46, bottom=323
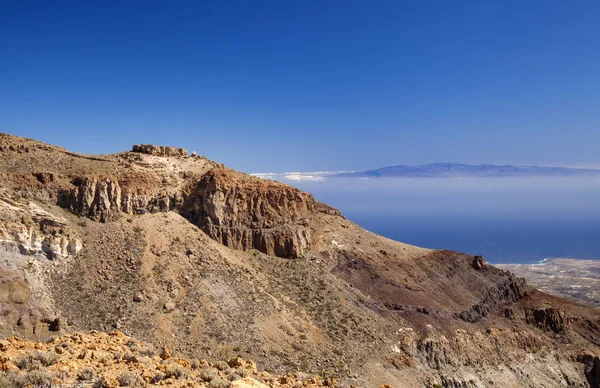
left=333, top=162, right=600, bottom=178
left=1, top=133, right=600, bottom=387
left=253, top=162, right=600, bottom=181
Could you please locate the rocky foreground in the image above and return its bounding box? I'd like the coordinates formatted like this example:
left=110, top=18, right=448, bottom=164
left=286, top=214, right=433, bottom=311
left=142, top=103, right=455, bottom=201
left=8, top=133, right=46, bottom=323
left=0, top=330, right=341, bottom=387
left=1, top=133, right=600, bottom=387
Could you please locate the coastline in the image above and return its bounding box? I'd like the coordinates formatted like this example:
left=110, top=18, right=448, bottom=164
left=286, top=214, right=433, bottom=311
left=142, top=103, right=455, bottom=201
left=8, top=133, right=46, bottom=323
left=498, top=257, right=600, bottom=307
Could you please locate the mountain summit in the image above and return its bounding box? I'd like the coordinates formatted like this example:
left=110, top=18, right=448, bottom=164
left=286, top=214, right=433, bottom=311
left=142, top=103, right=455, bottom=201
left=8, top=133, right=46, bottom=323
left=1, top=133, right=599, bottom=387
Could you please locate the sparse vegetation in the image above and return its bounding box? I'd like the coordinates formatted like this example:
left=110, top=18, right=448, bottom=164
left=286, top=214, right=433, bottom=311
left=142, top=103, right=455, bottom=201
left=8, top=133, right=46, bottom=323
left=0, top=369, right=53, bottom=388
left=15, top=351, right=59, bottom=370
left=118, top=371, right=145, bottom=387
left=208, top=376, right=231, bottom=388
left=199, top=367, right=219, bottom=382
left=215, top=345, right=233, bottom=361
left=165, top=363, right=190, bottom=379
left=93, top=377, right=109, bottom=388
left=77, top=366, right=95, bottom=381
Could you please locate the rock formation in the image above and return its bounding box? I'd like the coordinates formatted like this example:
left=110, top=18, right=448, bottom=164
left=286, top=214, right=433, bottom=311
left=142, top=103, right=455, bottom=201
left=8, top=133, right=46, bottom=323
left=132, top=144, right=188, bottom=157
left=53, top=165, right=339, bottom=258
left=181, top=168, right=339, bottom=257
left=0, top=195, right=81, bottom=259
left=526, top=307, right=570, bottom=333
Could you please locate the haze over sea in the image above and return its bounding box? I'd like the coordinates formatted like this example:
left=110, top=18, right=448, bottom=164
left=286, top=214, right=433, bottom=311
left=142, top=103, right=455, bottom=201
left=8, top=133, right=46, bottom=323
left=280, top=176, right=600, bottom=264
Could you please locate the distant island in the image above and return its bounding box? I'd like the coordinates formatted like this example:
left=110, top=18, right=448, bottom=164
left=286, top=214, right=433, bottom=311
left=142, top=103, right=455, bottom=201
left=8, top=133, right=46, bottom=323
left=332, top=162, right=600, bottom=178
left=253, top=163, right=600, bottom=181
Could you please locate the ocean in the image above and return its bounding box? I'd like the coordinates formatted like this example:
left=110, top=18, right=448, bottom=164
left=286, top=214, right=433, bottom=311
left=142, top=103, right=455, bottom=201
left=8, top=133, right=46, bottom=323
left=287, top=176, right=600, bottom=264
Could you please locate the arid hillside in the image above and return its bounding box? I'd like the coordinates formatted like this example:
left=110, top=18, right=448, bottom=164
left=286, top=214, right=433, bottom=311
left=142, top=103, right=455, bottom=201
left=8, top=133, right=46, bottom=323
left=0, top=330, right=339, bottom=387
left=1, top=133, right=600, bottom=388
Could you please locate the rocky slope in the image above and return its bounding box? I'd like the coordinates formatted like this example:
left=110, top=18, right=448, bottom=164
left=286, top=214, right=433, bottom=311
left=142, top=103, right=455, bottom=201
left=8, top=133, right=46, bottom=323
left=0, top=330, right=340, bottom=387
left=1, top=133, right=600, bottom=387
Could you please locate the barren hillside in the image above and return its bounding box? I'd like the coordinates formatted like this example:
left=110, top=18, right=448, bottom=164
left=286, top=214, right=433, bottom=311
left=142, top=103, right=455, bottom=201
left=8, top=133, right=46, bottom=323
left=1, top=133, right=600, bottom=387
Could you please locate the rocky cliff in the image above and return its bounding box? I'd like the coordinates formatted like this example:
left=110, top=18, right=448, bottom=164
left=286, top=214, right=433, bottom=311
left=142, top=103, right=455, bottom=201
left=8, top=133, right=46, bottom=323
left=52, top=167, right=337, bottom=258
left=57, top=176, right=185, bottom=222
left=132, top=144, right=188, bottom=157
left=181, top=168, right=339, bottom=257
left=0, top=194, right=81, bottom=259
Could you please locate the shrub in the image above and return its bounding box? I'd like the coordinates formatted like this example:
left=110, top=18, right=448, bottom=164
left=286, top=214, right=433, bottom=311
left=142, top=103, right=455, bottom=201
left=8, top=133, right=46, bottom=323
left=0, top=372, right=27, bottom=388
left=208, top=376, right=231, bottom=388
left=77, top=366, right=95, bottom=381
left=199, top=368, right=219, bottom=382
left=165, top=364, right=190, bottom=379
left=93, top=377, right=109, bottom=388
left=214, top=361, right=229, bottom=371
left=215, top=345, right=232, bottom=361
left=0, top=369, right=55, bottom=387
left=151, top=371, right=165, bottom=384
left=16, top=352, right=59, bottom=370
left=139, top=346, right=155, bottom=358
left=25, top=368, right=54, bottom=385
left=118, top=371, right=145, bottom=387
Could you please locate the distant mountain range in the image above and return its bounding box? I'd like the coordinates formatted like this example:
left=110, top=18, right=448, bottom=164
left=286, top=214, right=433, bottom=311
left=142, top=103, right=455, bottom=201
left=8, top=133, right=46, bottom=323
left=253, top=163, right=600, bottom=181
left=332, top=163, right=600, bottom=178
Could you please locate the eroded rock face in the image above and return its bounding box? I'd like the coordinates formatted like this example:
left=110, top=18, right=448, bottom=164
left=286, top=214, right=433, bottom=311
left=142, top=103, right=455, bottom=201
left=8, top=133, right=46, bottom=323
left=132, top=144, right=188, bottom=157
left=578, top=352, right=600, bottom=388
left=59, top=177, right=123, bottom=222
left=526, top=307, right=570, bottom=333
left=457, top=276, right=527, bottom=323
left=55, top=168, right=340, bottom=258
left=58, top=177, right=184, bottom=222
left=181, top=168, right=339, bottom=257
left=0, top=196, right=81, bottom=259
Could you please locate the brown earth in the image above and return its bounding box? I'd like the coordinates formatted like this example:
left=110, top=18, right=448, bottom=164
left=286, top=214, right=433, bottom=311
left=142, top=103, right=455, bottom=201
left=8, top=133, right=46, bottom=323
left=0, top=330, right=340, bottom=387
left=1, top=133, right=600, bottom=387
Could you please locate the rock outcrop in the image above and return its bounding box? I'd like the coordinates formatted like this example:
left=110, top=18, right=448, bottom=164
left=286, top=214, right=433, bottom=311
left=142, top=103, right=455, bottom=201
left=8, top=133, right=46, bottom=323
left=579, top=352, right=600, bottom=388
left=132, top=144, right=188, bottom=157
left=58, top=177, right=184, bottom=222
left=0, top=195, right=81, bottom=259
left=457, top=275, right=527, bottom=323
left=472, top=255, right=487, bottom=270
left=181, top=168, right=339, bottom=257
left=526, top=307, right=570, bottom=333
left=55, top=167, right=339, bottom=258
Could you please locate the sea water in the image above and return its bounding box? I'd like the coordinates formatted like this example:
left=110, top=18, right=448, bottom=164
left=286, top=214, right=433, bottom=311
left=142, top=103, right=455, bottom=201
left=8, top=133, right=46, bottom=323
left=287, top=176, right=600, bottom=264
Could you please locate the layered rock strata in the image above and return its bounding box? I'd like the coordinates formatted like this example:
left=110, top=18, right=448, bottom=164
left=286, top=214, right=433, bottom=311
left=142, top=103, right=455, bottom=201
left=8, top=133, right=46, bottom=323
left=0, top=196, right=81, bottom=259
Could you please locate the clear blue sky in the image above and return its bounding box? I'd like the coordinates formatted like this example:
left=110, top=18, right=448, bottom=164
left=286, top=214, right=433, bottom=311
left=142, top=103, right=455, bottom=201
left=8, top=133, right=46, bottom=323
left=1, top=1, right=599, bottom=172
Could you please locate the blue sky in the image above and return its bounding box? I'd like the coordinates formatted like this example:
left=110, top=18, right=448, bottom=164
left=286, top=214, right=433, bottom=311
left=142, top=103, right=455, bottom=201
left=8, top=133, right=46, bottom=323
left=1, top=1, right=599, bottom=172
